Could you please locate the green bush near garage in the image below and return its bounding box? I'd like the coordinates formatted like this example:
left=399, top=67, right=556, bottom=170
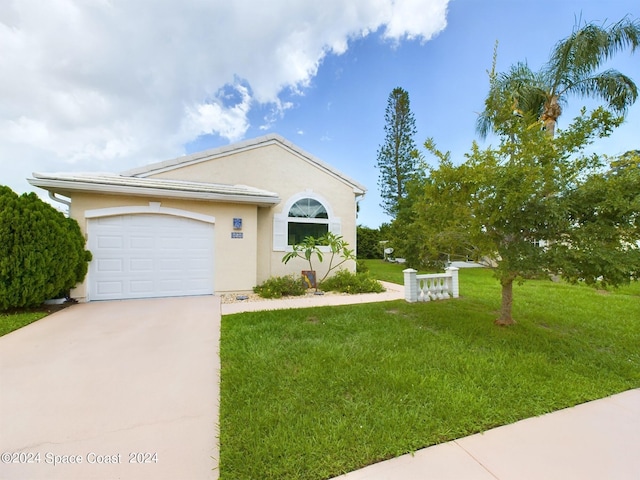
left=319, top=269, right=385, bottom=294
left=0, top=186, right=92, bottom=311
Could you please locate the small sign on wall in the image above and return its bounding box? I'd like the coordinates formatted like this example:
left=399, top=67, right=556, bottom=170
left=233, top=218, right=243, bottom=230
left=231, top=232, right=243, bottom=239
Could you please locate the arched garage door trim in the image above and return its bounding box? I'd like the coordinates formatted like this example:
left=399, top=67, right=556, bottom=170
left=85, top=203, right=216, bottom=224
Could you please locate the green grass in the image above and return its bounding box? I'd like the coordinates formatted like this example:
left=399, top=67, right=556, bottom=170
left=0, top=311, right=48, bottom=336
left=362, top=258, right=448, bottom=284
left=361, top=258, right=418, bottom=283
left=219, top=265, right=640, bottom=479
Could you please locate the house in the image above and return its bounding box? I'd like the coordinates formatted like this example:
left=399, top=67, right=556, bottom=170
left=28, top=134, right=366, bottom=302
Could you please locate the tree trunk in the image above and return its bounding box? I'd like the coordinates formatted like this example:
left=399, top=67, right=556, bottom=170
left=541, top=95, right=561, bottom=137
left=495, top=276, right=516, bottom=325
left=543, top=116, right=557, bottom=137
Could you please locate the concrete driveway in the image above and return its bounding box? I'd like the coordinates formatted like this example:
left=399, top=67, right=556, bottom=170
left=0, top=296, right=220, bottom=480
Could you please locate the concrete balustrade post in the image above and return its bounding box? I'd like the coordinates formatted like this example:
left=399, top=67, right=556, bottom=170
left=403, top=269, right=418, bottom=302
left=445, top=267, right=459, bottom=298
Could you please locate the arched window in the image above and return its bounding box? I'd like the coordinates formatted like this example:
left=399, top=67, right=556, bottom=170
left=273, top=193, right=341, bottom=251
left=287, top=198, right=329, bottom=245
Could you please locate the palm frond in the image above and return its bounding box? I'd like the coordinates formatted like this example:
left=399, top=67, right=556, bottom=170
left=546, top=17, right=640, bottom=94
left=477, top=62, right=547, bottom=138
left=475, top=111, right=493, bottom=139
left=567, top=69, right=639, bottom=113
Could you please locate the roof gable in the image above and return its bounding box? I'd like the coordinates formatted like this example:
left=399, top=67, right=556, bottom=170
left=122, top=134, right=366, bottom=195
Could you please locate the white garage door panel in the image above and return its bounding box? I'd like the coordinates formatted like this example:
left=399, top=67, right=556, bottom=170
left=88, top=214, right=214, bottom=301
left=97, top=282, right=124, bottom=295
left=131, top=258, right=154, bottom=271
left=130, top=236, right=153, bottom=249
left=98, top=236, right=123, bottom=249
left=158, top=259, right=181, bottom=271
left=97, top=259, right=123, bottom=272
left=130, top=280, right=154, bottom=293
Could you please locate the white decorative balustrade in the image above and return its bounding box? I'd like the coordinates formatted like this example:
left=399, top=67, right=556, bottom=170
left=403, top=267, right=459, bottom=303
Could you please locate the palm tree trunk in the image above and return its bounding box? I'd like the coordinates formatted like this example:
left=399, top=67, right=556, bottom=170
left=495, top=275, right=516, bottom=325
left=541, top=94, right=561, bottom=137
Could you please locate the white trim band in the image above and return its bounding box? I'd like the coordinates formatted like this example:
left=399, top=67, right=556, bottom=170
left=85, top=204, right=216, bottom=224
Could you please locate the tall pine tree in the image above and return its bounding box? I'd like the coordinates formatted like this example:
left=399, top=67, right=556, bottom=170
left=376, top=87, right=420, bottom=217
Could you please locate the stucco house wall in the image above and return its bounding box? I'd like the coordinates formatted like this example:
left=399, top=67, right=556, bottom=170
left=140, top=141, right=360, bottom=284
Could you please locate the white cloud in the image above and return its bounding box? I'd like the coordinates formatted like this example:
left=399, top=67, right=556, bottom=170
left=383, top=0, right=449, bottom=41
left=181, top=83, right=252, bottom=143
left=0, top=0, right=449, bottom=193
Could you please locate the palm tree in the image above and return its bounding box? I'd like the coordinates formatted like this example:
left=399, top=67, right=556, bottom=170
left=478, top=17, right=640, bottom=138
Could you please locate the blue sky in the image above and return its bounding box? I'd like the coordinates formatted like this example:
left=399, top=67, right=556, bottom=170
left=2, top=0, right=639, bottom=228
left=190, top=0, right=640, bottom=227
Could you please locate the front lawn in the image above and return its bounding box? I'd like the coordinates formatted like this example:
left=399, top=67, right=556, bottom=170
left=0, top=311, right=48, bottom=337
left=219, top=266, right=640, bottom=480
left=1, top=302, right=75, bottom=337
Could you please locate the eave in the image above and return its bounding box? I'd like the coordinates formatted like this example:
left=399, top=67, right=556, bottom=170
left=28, top=173, right=281, bottom=207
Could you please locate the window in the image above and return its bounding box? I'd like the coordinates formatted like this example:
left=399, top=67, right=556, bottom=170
left=287, top=198, right=329, bottom=245
left=273, top=193, right=341, bottom=251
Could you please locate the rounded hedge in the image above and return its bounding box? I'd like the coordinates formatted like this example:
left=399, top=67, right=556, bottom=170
left=0, top=186, right=92, bottom=310
left=319, top=269, right=385, bottom=294
left=253, top=275, right=307, bottom=298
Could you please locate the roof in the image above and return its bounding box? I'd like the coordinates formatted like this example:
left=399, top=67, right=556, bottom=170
left=28, top=172, right=281, bottom=206
left=122, top=133, right=367, bottom=195
left=28, top=134, right=365, bottom=205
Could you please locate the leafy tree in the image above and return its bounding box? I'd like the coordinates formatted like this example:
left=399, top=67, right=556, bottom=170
left=397, top=144, right=476, bottom=269
left=553, top=150, right=640, bottom=284
left=376, top=87, right=422, bottom=217
left=378, top=222, right=393, bottom=240
left=417, top=104, right=636, bottom=325
left=0, top=187, right=92, bottom=310
left=478, top=17, right=640, bottom=138
left=386, top=174, right=428, bottom=265
left=356, top=225, right=383, bottom=259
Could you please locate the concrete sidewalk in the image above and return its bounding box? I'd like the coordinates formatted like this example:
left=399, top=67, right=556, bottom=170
left=331, top=388, right=640, bottom=480
left=221, top=280, right=405, bottom=315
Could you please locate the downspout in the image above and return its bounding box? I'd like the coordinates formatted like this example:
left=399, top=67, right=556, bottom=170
left=49, top=191, right=71, bottom=211
left=355, top=190, right=365, bottom=219
left=355, top=190, right=366, bottom=260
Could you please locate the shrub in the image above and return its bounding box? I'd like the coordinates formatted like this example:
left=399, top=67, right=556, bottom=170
left=0, top=187, right=92, bottom=310
left=319, top=269, right=385, bottom=294
left=357, top=223, right=393, bottom=259
left=356, top=225, right=382, bottom=259
left=356, top=260, right=369, bottom=274
left=253, top=275, right=307, bottom=299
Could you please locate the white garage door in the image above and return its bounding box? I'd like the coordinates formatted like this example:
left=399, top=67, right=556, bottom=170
left=88, top=214, right=214, bottom=301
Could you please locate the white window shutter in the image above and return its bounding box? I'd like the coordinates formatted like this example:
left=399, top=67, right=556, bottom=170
left=273, top=213, right=287, bottom=251
left=330, top=217, right=341, bottom=236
